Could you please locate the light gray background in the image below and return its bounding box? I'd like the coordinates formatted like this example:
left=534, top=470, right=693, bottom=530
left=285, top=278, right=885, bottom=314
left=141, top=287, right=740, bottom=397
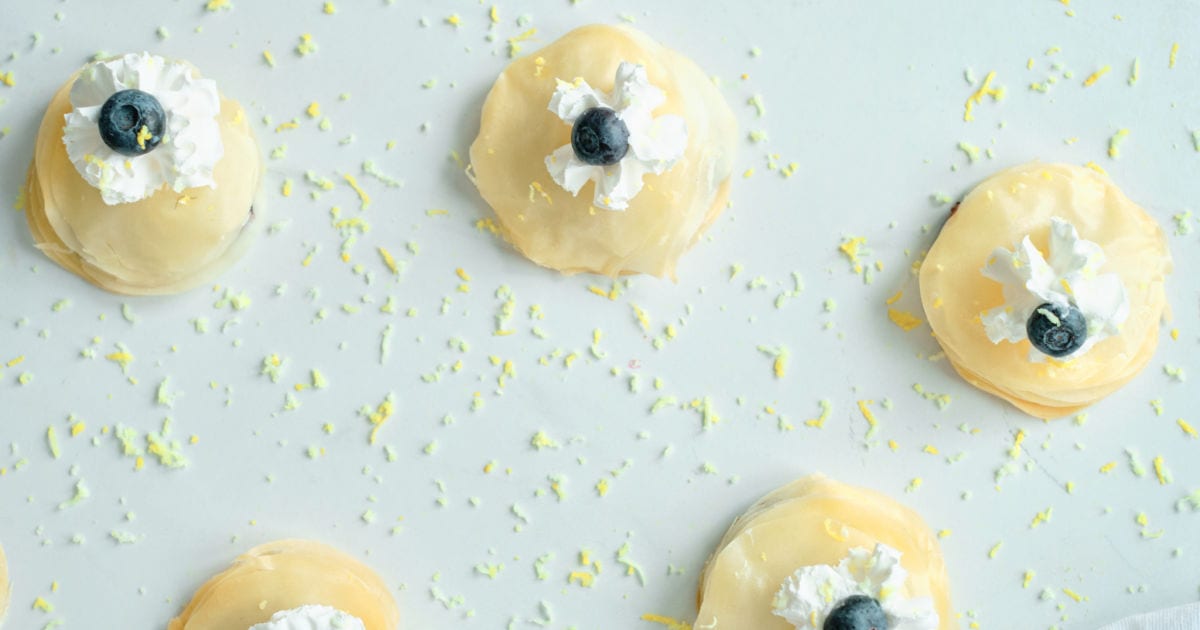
left=1, top=1, right=1198, bottom=629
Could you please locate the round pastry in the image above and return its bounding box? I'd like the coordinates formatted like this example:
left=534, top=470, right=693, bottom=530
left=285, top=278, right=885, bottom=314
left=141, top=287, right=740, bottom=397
left=25, top=52, right=263, bottom=295
left=920, top=162, right=1171, bottom=419
left=168, top=539, right=399, bottom=630
left=469, top=24, right=738, bottom=278
left=695, top=474, right=953, bottom=630
left=0, top=541, right=9, bottom=626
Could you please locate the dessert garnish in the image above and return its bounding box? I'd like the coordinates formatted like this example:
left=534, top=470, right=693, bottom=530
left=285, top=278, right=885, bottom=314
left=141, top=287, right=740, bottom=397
left=62, top=51, right=224, bottom=205
left=98, top=89, right=165, bottom=156
left=1025, top=302, right=1088, bottom=358
left=771, top=543, right=936, bottom=630
left=571, top=106, right=630, bottom=166
left=248, top=605, right=365, bottom=630
left=824, top=595, right=888, bottom=630
left=981, top=217, right=1128, bottom=361
left=545, top=61, right=687, bottom=210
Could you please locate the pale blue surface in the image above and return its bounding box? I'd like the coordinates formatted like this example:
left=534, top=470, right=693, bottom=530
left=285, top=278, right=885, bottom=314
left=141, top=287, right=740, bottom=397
left=0, top=1, right=1198, bottom=629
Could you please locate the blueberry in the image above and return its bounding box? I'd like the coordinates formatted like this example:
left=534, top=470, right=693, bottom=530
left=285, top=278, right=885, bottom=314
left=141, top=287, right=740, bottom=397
left=1026, top=302, right=1088, bottom=357
left=824, top=595, right=888, bottom=630
left=98, top=89, right=166, bottom=157
left=571, top=107, right=630, bottom=166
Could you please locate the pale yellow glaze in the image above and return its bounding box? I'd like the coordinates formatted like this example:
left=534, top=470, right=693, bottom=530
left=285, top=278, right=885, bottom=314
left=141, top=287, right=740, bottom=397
left=469, top=24, right=737, bottom=278
left=0, top=541, right=9, bottom=626
left=695, top=475, right=953, bottom=630
left=920, top=162, right=1171, bottom=419
left=25, top=65, right=262, bottom=295
left=167, top=539, right=398, bottom=630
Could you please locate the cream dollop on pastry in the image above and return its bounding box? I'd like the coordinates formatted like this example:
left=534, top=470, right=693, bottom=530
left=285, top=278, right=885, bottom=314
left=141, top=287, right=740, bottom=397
left=167, top=540, right=398, bottom=630
left=920, top=162, right=1171, bottom=419
left=694, top=475, right=954, bottom=630
left=24, top=52, right=263, bottom=295
left=469, top=24, right=737, bottom=278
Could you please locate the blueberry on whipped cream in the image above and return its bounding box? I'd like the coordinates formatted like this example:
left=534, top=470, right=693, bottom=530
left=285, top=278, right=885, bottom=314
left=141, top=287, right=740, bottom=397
left=98, top=89, right=165, bottom=156
left=772, top=543, right=937, bottom=630
left=824, top=595, right=889, bottom=630
left=62, top=51, right=224, bottom=205
left=545, top=61, right=687, bottom=211
left=571, top=107, right=630, bottom=166
left=980, top=217, right=1128, bottom=361
left=1026, top=302, right=1088, bottom=358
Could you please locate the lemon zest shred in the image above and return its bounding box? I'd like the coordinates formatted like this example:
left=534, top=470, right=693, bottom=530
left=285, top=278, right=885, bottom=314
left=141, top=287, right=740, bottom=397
left=364, top=395, right=395, bottom=445
left=135, top=125, right=152, bottom=149
left=1153, top=455, right=1171, bottom=485
left=378, top=247, right=400, bottom=274
left=343, top=174, right=371, bottom=210
left=567, top=571, right=594, bottom=587
left=1083, top=65, right=1111, bottom=86
left=805, top=400, right=832, bottom=428
left=857, top=399, right=879, bottom=438
left=887, top=308, right=922, bottom=331
left=963, top=71, right=1005, bottom=122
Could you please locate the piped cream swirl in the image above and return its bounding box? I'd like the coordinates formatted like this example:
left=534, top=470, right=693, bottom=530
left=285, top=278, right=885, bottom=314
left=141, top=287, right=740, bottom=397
left=62, top=51, right=223, bottom=205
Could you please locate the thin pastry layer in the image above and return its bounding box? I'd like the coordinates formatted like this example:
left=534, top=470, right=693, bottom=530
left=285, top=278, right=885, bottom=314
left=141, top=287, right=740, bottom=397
left=695, top=474, right=953, bottom=629
left=25, top=70, right=262, bottom=295
left=470, top=24, right=737, bottom=278
left=167, top=539, right=399, bottom=630
left=920, top=162, right=1171, bottom=419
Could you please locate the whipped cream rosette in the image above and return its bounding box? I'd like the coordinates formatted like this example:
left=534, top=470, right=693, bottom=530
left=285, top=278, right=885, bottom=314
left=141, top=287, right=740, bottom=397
left=544, top=61, right=688, bottom=211
left=168, top=540, right=398, bottom=630
left=772, top=544, right=938, bottom=630
left=24, top=52, right=263, bottom=295
left=470, top=24, right=737, bottom=277
left=249, top=605, right=366, bottom=630
left=920, top=162, right=1171, bottom=419
left=695, top=475, right=954, bottom=630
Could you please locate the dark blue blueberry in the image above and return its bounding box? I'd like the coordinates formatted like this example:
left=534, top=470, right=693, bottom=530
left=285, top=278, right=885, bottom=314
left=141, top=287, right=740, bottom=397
left=824, top=595, right=888, bottom=630
left=98, top=89, right=166, bottom=157
left=571, top=107, right=629, bottom=166
left=1026, top=302, right=1087, bottom=357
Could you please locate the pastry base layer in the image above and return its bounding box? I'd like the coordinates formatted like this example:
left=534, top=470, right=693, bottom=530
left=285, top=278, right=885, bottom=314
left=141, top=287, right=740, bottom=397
left=694, top=474, right=954, bottom=630
left=469, top=24, right=738, bottom=278
left=919, top=162, right=1171, bottom=419
left=167, top=539, right=399, bottom=630
left=24, top=70, right=264, bottom=295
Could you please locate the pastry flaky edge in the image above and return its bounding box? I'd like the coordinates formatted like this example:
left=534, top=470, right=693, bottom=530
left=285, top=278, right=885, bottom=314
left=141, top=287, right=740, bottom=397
left=0, top=541, right=10, bottom=627
left=694, top=474, right=954, bottom=630
left=919, top=162, right=1172, bottom=420
left=166, top=539, right=399, bottom=630
left=23, top=64, right=265, bottom=296
left=469, top=24, right=738, bottom=279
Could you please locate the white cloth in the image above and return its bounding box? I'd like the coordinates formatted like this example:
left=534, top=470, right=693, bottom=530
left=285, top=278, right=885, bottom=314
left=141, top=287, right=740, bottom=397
left=1098, top=603, right=1200, bottom=630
